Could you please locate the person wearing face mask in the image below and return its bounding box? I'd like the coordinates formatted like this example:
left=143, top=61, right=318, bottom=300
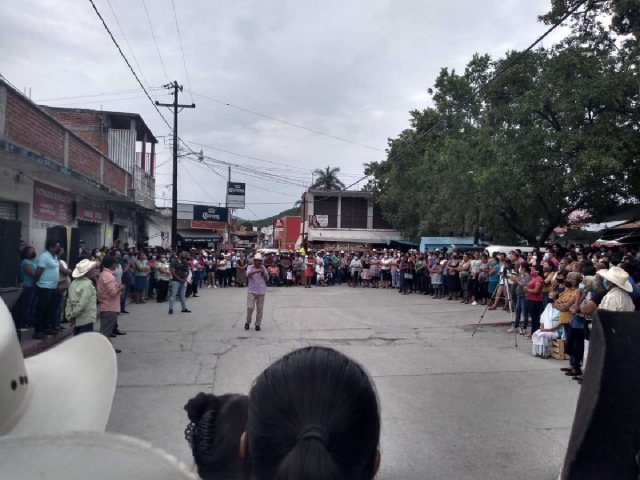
left=389, top=253, right=398, bottom=289
left=370, top=254, right=381, bottom=289
left=542, top=263, right=555, bottom=308
left=380, top=253, right=390, bottom=289
left=155, top=255, right=171, bottom=302
left=32, top=240, right=62, bottom=340
left=19, top=246, right=38, bottom=330
left=553, top=272, right=580, bottom=372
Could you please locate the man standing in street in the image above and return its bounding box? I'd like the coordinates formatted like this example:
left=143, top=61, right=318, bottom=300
left=65, top=259, right=97, bottom=336
left=245, top=252, right=268, bottom=331
left=97, top=256, right=125, bottom=353
left=169, top=250, right=192, bottom=314
left=32, top=240, right=61, bottom=340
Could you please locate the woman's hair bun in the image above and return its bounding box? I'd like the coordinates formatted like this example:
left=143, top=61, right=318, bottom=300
left=184, top=392, right=220, bottom=423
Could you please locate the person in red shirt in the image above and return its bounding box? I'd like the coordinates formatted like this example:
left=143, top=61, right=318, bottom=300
left=268, top=265, right=281, bottom=286
left=524, top=264, right=545, bottom=336
left=97, top=255, right=126, bottom=353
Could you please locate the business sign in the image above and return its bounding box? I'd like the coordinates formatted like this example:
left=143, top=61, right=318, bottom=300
left=193, top=205, right=228, bottom=223
left=274, top=218, right=285, bottom=233
left=311, top=215, right=329, bottom=228
left=191, top=220, right=227, bottom=230
left=227, top=182, right=246, bottom=209
left=177, top=203, right=194, bottom=220
left=32, top=181, right=74, bottom=228
left=112, top=212, right=133, bottom=227
left=76, top=204, right=110, bottom=224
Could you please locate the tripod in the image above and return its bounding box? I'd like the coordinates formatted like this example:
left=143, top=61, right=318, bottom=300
left=472, top=275, right=518, bottom=347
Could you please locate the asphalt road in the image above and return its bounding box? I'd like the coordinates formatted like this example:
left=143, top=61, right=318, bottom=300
left=107, top=284, right=579, bottom=480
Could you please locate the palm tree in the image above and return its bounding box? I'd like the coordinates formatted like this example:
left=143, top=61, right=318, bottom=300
left=311, top=166, right=345, bottom=190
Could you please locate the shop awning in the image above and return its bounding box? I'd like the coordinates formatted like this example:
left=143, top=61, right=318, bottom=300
left=177, top=230, right=221, bottom=245
left=307, top=228, right=402, bottom=244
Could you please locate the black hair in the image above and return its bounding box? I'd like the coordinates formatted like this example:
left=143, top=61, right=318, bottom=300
left=102, top=256, right=117, bottom=270
left=520, top=263, right=531, bottom=273
left=184, top=392, right=249, bottom=480
left=45, top=239, right=58, bottom=251
left=247, top=346, right=380, bottom=480
left=20, top=246, right=34, bottom=261
left=533, top=265, right=544, bottom=276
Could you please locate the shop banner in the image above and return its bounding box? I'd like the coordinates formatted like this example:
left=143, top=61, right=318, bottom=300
left=112, top=212, right=133, bottom=227
left=227, top=182, right=246, bottom=209
left=311, top=215, right=329, bottom=228
left=191, top=220, right=226, bottom=230
left=76, top=204, right=109, bottom=224
left=193, top=205, right=228, bottom=223
left=32, top=181, right=74, bottom=228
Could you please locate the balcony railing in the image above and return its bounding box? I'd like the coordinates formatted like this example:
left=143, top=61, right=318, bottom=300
left=107, top=129, right=136, bottom=173
left=132, top=166, right=156, bottom=209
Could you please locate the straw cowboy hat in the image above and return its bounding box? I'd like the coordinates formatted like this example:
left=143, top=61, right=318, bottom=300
left=598, top=266, right=633, bottom=293
left=72, top=259, right=97, bottom=278
left=0, top=432, right=197, bottom=480
left=0, top=297, right=116, bottom=437
left=253, top=253, right=263, bottom=260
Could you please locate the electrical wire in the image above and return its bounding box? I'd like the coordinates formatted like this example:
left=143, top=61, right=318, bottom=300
left=171, top=0, right=194, bottom=104
left=180, top=162, right=221, bottom=204
left=341, top=0, right=589, bottom=191
left=189, top=91, right=384, bottom=152
left=86, top=0, right=173, bottom=132
left=42, top=94, right=157, bottom=107
left=35, top=87, right=156, bottom=102
left=105, top=0, right=157, bottom=98
left=141, top=0, right=170, bottom=83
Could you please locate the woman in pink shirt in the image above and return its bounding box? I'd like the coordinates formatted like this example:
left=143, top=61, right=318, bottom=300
left=97, top=255, right=126, bottom=353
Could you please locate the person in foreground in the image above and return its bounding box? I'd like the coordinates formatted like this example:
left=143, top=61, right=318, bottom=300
left=246, top=346, right=381, bottom=480
left=184, top=346, right=381, bottom=480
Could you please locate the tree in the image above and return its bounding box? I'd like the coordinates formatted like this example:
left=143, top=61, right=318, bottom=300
left=370, top=24, right=639, bottom=245
left=311, top=166, right=346, bottom=190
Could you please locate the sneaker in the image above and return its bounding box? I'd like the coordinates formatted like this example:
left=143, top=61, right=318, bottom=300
left=255, top=325, right=261, bottom=332
left=506, top=328, right=515, bottom=334
left=208, top=285, right=212, bottom=289
left=472, top=301, right=478, bottom=306
left=244, top=323, right=250, bottom=330
left=168, top=309, right=173, bottom=315
left=182, top=309, right=192, bottom=313
left=214, top=285, right=217, bottom=289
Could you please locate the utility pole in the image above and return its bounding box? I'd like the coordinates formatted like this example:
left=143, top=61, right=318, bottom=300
left=226, top=166, right=231, bottom=246
left=156, top=81, right=195, bottom=251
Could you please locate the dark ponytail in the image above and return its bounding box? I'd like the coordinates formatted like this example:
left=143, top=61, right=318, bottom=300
left=248, top=346, right=380, bottom=480
left=184, top=392, right=249, bottom=480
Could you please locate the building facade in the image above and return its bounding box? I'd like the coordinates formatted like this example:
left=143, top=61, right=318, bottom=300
left=273, top=216, right=301, bottom=251
left=0, top=79, right=157, bottom=263
left=302, top=189, right=402, bottom=251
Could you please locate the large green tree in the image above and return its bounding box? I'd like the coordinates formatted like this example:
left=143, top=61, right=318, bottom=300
left=371, top=11, right=640, bottom=245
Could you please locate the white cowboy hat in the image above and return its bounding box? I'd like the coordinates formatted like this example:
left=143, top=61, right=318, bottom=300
left=72, top=259, right=97, bottom=278
left=598, top=266, right=633, bottom=293
left=253, top=253, right=263, bottom=260
left=0, top=432, right=197, bottom=479
left=0, top=298, right=117, bottom=436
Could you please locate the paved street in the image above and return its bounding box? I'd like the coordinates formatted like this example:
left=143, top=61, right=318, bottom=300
left=108, top=285, right=579, bottom=480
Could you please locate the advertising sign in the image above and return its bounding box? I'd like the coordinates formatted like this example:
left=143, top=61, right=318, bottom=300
left=227, top=182, right=246, bottom=209
left=193, top=205, right=228, bottom=223
left=32, top=181, right=74, bottom=228
left=311, top=215, right=329, bottom=228
left=191, top=220, right=227, bottom=230
left=177, top=204, right=194, bottom=220
left=76, top=204, right=110, bottom=224
left=274, top=218, right=285, bottom=233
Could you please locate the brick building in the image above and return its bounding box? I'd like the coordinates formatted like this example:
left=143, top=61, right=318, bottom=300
left=0, top=78, right=157, bottom=260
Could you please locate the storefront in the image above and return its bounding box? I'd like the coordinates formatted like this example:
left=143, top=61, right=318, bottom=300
left=177, top=231, right=221, bottom=249
left=112, top=211, right=134, bottom=246
left=76, top=204, right=110, bottom=250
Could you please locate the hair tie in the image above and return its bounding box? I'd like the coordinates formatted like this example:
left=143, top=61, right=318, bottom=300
left=297, top=425, right=329, bottom=447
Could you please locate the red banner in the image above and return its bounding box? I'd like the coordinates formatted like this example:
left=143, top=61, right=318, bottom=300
left=191, top=220, right=226, bottom=230
left=33, top=181, right=74, bottom=226
left=76, top=204, right=109, bottom=224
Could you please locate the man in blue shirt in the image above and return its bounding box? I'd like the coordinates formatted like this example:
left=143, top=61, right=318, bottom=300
left=33, top=240, right=61, bottom=340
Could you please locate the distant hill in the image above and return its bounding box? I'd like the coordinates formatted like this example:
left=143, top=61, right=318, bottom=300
left=238, top=207, right=300, bottom=229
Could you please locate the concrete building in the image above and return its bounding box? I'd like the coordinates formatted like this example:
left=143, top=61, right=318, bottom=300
left=273, top=216, right=301, bottom=251
left=302, top=189, right=402, bottom=251
left=0, top=78, right=157, bottom=256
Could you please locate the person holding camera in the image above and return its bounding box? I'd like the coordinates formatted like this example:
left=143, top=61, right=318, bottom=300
left=507, top=264, right=531, bottom=335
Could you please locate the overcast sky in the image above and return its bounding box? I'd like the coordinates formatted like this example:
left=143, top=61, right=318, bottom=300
left=0, top=0, right=567, bottom=220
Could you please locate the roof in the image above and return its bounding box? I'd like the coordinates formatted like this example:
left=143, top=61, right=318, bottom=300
left=420, top=237, right=476, bottom=245
left=39, top=106, right=158, bottom=144
left=308, top=229, right=402, bottom=243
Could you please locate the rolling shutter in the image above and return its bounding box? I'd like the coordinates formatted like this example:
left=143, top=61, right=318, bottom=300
left=0, top=202, right=18, bottom=220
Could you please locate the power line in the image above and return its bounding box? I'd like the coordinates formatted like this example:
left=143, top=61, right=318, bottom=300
left=86, top=0, right=173, bottom=132
left=342, top=0, right=589, bottom=191
left=171, top=0, right=194, bottom=104
left=105, top=0, right=157, bottom=98
left=42, top=94, right=155, bottom=107
left=189, top=91, right=384, bottom=152
left=180, top=162, right=220, bottom=204
left=245, top=205, right=261, bottom=220
left=35, top=87, right=152, bottom=102
left=141, top=0, right=170, bottom=83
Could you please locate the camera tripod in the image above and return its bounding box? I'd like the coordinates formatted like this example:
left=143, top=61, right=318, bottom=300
left=472, top=275, right=518, bottom=347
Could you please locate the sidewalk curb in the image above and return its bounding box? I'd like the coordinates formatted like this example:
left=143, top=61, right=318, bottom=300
left=21, top=326, right=73, bottom=358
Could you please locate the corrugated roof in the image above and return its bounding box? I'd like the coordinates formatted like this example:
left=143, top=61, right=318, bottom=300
left=610, top=220, right=640, bottom=231
left=420, top=237, right=476, bottom=245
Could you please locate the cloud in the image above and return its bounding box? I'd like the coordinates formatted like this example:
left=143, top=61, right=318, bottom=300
left=0, top=0, right=568, bottom=219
